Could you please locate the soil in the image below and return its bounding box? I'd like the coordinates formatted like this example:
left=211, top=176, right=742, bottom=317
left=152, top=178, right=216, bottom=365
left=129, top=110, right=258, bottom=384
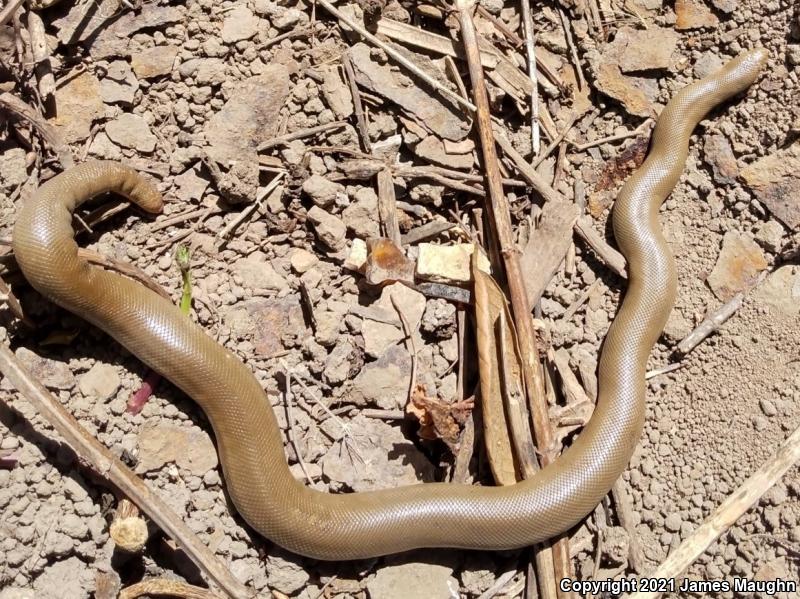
left=0, top=0, right=798, bottom=598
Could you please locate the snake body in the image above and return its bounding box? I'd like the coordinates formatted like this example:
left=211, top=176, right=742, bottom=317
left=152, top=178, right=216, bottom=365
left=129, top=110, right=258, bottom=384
left=12, top=49, right=767, bottom=560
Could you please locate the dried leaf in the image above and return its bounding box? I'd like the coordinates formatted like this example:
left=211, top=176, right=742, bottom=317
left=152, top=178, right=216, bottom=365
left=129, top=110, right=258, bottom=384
left=472, top=249, right=523, bottom=485
left=406, top=385, right=473, bottom=452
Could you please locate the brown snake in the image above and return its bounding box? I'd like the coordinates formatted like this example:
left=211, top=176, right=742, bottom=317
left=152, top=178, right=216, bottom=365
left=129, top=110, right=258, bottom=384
left=12, top=49, right=767, bottom=559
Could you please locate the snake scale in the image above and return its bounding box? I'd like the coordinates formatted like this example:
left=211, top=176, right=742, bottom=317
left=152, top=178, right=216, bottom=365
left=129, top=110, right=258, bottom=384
left=12, top=49, right=767, bottom=559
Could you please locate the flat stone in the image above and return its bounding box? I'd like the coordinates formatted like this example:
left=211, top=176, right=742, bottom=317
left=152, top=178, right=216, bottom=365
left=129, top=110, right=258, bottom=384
left=136, top=423, right=218, bottom=477
left=413, top=135, right=474, bottom=170
left=52, top=0, right=122, bottom=45
left=50, top=71, right=104, bottom=143
left=694, top=52, right=724, bottom=79
left=319, top=65, right=353, bottom=119
left=0, top=148, right=28, bottom=187
left=344, top=238, right=367, bottom=272
left=675, top=0, right=719, bottom=29
left=368, top=560, right=457, bottom=599
left=350, top=42, right=470, bottom=141
left=341, top=187, right=380, bottom=238
left=709, top=0, right=737, bottom=12
left=754, top=220, right=785, bottom=253
left=13, top=347, right=75, bottom=390
left=351, top=344, right=411, bottom=410
left=221, top=6, right=259, bottom=43
left=264, top=550, right=310, bottom=595
left=204, top=65, right=289, bottom=166
left=33, top=557, right=90, bottom=599
left=131, top=45, right=179, bottom=79
left=307, top=206, right=347, bottom=250
left=78, top=363, right=120, bottom=400
left=302, top=174, right=345, bottom=208
left=105, top=113, right=157, bottom=153
left=88, top=131, right=123, bottom=160
left=88, top=5, right=183, bottom=59
left=173, top=166, right=209, bottom=203
left=703, top=134, right=738, bottom=184
left=753, top=266, right=800, bottom=317
left=223, top=296, right=305, bottom=356
left=416, top=243, right=491, bottom=283
left=289, top=248, right=319, bottom=273
left=593, top=62, right=654, bottom=118
left=233, top=251, right=289, bottom=292
left=706, top=231, right=768, bottom=301
left=739, top=142, right=800, bottom=230
left=99, top=60, right=139, bottom=105
left=606, top=26, right=679, bottom=72
left=321, top=414, right=435, bottom=491
left=324, top=340, right=355, bottom=385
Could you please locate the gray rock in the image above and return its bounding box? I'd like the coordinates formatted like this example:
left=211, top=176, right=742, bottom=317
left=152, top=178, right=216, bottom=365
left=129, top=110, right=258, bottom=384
left=265, top=550, right=309, bottom=594
left=12, top=347, right=75, bottom=390
left=33, top=557, right=91, bottom=599
left=233, top=251, right=289, bottom=292
left=204, top=65, right=289, bottom=166
left=0, top=148, right=28, bottom=187
left=307, top=206, right=347, bottom=250
left=302, top=174, right=345, bottom=208
left=368, top=560, right=457, bottom=599
left=341, top=187, right=380, bottom=238
left=78, top=363, right=120, bottom=400
left=99, top=60, right=138, bottom=105
left=694, top=52, right=724, bottom=79
left=754, top=220, right=785, bottom=253
left=221, top=6, right=259, bottom=43
left=105, top=113, right=157, bottom=153
left=351, top=344, right=411, bottom=410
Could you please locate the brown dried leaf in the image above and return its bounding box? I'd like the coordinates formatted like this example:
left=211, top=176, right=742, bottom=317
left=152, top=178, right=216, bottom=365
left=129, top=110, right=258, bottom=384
left=472, top=249, right=523, bottom=485
left=406, top=385, right=473, bottom=452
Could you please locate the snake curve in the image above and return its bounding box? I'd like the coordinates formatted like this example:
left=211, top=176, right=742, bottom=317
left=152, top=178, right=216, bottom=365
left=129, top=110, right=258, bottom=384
left=12, top=49, right=767, bottom=560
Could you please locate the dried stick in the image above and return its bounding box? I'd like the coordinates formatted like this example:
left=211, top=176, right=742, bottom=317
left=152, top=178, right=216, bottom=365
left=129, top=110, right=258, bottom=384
left=27, top=11, right=55, bottom=102
left=454, top=2, right=570, bottom=597
left=256, top=121, right=346, bottom=151
left=558, top=8, right=586, bottom=91
left=574, top=216, right=627, bottom=278
left=377, top=169, right=402, bottom=246
left=610, top=480, right=647, bottom=574
left=628, top=423, right=800, bottom=599
left=317, top=0, right=477, bottom=112
left=0, top=0, right=23, bottom=27
left=0, top=92, right=74, bottom=167
left=519, top=0, right=540, bottom=155
left=120, top=579, right=224, bottom=599
left=0, top=344, right=253, bottom=599
left=341, top=52, right=371, bottom=154
left=676, top=292, right=744, bottom=355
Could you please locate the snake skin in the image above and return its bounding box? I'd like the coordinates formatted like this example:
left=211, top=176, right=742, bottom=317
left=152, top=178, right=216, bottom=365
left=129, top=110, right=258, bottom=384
left=12, top=49, right=767, bottom=560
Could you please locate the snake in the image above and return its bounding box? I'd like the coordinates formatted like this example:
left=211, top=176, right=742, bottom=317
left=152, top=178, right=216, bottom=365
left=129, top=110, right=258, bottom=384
left=12, top=49, right=767, bottom=560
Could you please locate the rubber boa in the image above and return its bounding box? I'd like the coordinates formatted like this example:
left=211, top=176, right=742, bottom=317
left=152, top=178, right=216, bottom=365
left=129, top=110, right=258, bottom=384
left=12, top=49, right=767, bottom=559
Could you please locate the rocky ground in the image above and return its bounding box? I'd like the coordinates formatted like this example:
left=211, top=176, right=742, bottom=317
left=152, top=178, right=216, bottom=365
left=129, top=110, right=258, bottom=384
left=0, top=0, right=798, bottom=597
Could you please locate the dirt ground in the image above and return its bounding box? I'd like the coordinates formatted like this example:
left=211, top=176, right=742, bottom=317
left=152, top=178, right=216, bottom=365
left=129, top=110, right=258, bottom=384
left=0, top=0, right=798, bottom=598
